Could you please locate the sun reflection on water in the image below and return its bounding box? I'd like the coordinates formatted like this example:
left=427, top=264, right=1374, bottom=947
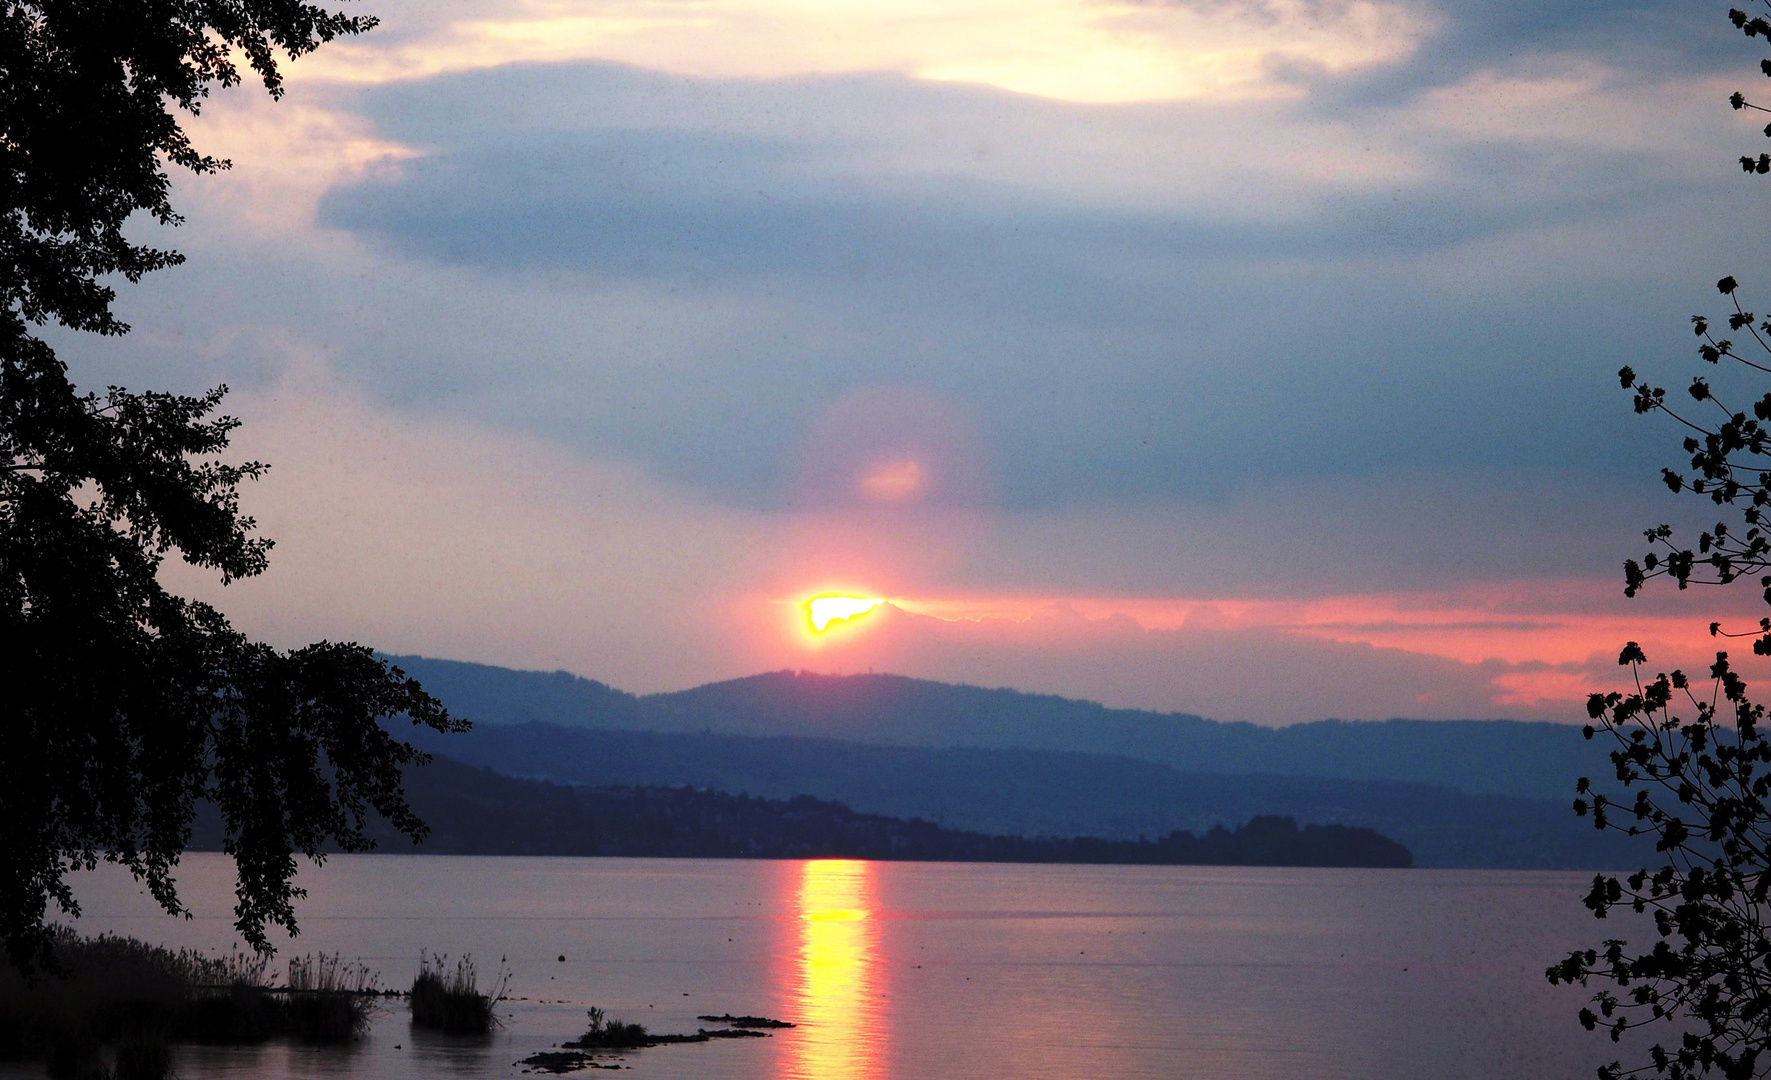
left=789, top=859, right=885, bottom=1080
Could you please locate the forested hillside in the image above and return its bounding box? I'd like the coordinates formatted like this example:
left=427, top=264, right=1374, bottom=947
left=189, top=755, right=1412, bottom=868
left=398, top=721, right=1633, bottom=869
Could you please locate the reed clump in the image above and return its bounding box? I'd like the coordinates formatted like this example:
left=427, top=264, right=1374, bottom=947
left=283, top=954, right=379, bottom=1043
left=567, top=1007, right=651, bottom=1049
left=408, top=952, right=507, bottom=1035
left=0, top=928, right=244, bottom=1079
left=182, top=949, right=276, bottom=1044
left=0, top=927, right=384, bottom=1077
left=109, top=1033, right=172, bottom=1080
left=40, top=1027, right=176, bottom=1080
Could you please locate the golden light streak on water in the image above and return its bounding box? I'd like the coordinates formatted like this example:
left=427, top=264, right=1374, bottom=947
left=789, top=859, right=884, bottom=1080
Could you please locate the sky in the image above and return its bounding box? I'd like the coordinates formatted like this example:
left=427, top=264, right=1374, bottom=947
left=77, top=0, right=1771, bottom=723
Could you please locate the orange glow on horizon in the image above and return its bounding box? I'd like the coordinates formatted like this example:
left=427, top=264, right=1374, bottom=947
left=881, top=585, right=1742, bottom=665
left=761, top=577, right=1754, bottom=718
left=808, top=595, right=885, bottom=632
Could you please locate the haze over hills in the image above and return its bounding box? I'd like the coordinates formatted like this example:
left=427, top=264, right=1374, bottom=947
left=386, top=656, right=1605, bottom=801
left=380, top=655, right=1641, bottom=869
left=399, top=722, right=1631, bottom=870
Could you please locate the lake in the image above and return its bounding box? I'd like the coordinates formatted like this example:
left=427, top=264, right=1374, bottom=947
left=24, top=855, right=1625, bottom=1080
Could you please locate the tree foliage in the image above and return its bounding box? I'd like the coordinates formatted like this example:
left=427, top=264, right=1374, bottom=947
left=1619, top=274, right=1771, bottom=647
left=1731, top=2, right=1771, bottom=177
left=0, top=1, right=466, bottom=972
left=1546, top=6, right=1771, bottom=1077
left=1, top=0, right=373, bottom=336
left=1551, top=649, right=1771, bottom=1080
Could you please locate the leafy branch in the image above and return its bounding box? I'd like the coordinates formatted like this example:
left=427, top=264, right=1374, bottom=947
left=1550, top=647, right=1771, bottom=1080
left=1618, top=276, right=1771, bottom=657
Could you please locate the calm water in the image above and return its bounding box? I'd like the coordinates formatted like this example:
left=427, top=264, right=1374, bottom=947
left=25, top=856, right=1625, bottom=1080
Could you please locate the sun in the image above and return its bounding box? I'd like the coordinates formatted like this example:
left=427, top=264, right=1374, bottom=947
left=807, top=595, right=885, bottom=633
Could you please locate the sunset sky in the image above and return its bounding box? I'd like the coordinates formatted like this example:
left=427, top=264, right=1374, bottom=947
left=84, top=0, right=1771, bottom=723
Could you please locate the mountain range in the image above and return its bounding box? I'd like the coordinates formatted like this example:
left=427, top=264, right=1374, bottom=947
left=385, top=655, right=1638, bottom=870
left=385, top=656, right=1602, bottom=800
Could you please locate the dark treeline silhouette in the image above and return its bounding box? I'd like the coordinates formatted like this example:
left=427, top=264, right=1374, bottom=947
left=400, top=718, right=1632, bottom=869
left=186, top=755, right=1411, bottom=868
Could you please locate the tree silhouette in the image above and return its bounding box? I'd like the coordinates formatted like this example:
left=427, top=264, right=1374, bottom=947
left=0, top=2, right=465, bottom=971
left=1545, top=6, right=1771, bottom=1077
left=1554, top=647, right=1771, bottom=1080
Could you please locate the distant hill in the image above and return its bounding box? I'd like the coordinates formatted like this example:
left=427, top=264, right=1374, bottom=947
left=382, top=655, right=637, bottom=726
left=385, top=657, right=1608, bottom=801
left=298, top=755, right=1413, bottom=868
left=400, top=722, right=1637, bottom=870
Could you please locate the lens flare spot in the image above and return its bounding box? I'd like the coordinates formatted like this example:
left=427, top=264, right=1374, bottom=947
left=858, top=459, right=926, bottom=502
left=808, top=595, right=884, bottom=633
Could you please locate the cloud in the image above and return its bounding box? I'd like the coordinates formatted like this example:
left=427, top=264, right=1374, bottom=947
left=1326, top=0, right=1728, bottom=107
left=72, top=0, right=1771, bottom=722
left=320, top=58, right=1729, bottom=278
left=317, top=117, right=1618, bottom=282
left=215, top=49, right=1752, bottom=518
left=288, top=0, right=1428, bottom=104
